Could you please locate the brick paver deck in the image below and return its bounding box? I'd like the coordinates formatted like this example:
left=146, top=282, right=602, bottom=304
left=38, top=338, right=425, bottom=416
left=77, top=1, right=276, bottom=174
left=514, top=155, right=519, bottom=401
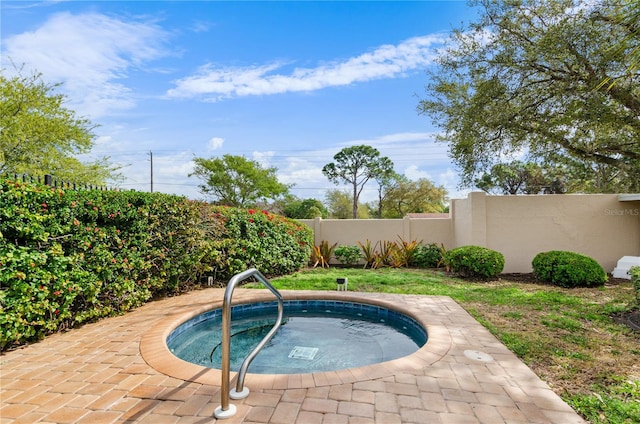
left=1, top=289, right=586, bottom=423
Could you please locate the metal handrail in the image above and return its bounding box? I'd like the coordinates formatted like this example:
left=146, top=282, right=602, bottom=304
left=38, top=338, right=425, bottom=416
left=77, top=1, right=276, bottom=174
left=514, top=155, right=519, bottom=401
left=214, top=268, right=284, bottom=419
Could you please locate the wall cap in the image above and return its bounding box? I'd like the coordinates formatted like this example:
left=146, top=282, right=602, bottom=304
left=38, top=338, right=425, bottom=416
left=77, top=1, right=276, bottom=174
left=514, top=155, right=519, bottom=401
left=618, top=194, right=640, bottom=201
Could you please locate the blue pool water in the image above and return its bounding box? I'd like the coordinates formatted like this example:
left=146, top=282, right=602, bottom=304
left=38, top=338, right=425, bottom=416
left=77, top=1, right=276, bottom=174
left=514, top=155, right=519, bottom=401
left=167, top=300, right=428, bottom=374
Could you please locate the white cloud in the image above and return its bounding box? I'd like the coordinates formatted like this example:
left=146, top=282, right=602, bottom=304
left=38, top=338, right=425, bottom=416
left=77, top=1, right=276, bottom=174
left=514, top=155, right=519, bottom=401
left=2, top=12, right=170, bottom=118
left=279, top=156, right=325, bottom=184
left=252, top=151, right=275, bottom=168
left=343, top=132, right=435, bottom=150
left=191, top=20, right=213, bottom=33
left=94, top=135, right=112, bottom=146
left=439, top=168, right=469, bottom=200
left=438, top=168, right=458, bottom=187
left=153, top=152, right=195, bottom=180
left=167, top=34, right=446, bottom=100
left=207, top=137, right=224, bottom=151
left=404, top=165, right=433, bottom=181
left=277, top=156, right=332, bottom=200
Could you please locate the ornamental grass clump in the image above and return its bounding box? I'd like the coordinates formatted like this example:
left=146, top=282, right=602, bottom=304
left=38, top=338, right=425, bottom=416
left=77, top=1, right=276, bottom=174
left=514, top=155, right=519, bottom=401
left=532, top=250, right=607, bottom=288
left=443, top=245, right=504, bottom=278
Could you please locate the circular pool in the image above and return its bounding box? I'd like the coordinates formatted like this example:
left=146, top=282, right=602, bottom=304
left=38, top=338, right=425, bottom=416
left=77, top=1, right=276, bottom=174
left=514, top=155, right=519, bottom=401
left=167, top=300, right=427, bottom=374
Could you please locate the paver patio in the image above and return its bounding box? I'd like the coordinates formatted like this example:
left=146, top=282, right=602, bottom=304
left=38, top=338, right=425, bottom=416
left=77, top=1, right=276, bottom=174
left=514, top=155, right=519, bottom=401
left=0, top=288, right=587, bottom=423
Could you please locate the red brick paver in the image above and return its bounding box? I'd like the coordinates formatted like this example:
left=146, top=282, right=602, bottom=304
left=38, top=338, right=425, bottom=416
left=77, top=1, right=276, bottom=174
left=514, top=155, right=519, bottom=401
left=1, top=289, right=586, bottom=423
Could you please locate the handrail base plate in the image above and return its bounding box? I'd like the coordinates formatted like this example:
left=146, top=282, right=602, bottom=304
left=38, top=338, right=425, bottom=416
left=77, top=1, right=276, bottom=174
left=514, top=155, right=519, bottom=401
left=214, top=404, right=237, bottom=419
left=230, top=387, right=250, bottom=400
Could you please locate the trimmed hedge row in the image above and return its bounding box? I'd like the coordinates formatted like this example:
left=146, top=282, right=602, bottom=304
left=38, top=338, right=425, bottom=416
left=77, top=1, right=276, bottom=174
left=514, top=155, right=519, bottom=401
left=0, top=177, right=312, bottom=350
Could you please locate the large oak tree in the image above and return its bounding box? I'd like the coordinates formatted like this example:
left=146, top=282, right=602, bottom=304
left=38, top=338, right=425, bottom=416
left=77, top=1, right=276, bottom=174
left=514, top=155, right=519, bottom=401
left=418, top=0, right=640, bottom=192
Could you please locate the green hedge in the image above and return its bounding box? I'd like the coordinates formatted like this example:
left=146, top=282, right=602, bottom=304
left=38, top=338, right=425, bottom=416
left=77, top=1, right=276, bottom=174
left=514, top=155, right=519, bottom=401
left=443, top=245, right=504, bottom=278
left=0, top=177, right=312, bottom=350
left=210, top=206, right=313, bottom=278
left=532, top=250, right=607, bottom=288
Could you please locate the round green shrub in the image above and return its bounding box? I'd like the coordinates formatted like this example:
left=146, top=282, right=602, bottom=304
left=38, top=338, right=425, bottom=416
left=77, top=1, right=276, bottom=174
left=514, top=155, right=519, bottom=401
left=333, top=245, right=362, bottom=266
left=411, top=243, right=445, bottom=268
left=532, top=250, right=607, bottom=288
left=443, top=245, right=504, bottom=278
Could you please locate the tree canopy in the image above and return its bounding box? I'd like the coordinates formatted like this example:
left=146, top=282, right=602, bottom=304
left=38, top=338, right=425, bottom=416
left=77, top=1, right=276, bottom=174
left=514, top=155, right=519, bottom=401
left=381, top=177, right=447, bottom=218
left=0, top=69, right=118, bottom=184
left=190, top=154, right=290, bottom=207
left=281, top=197, right=328, bottom=219
left=325, top=189, right=370, bottom=219
left=474, top=161, right=566, bottom=195
left=418, top=0, right=640, bottom=192
left=322, top=145, right=394, bottom=219
left=372, top=157, right=398, bottom=218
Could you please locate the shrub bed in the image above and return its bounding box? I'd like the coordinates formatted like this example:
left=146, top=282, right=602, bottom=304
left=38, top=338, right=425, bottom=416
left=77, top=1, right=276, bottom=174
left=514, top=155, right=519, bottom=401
left=531, top=250, right=607, bottom=288
left=443, top=245, right=504, bottom=278
left=0, top=177, right=312, bottom=350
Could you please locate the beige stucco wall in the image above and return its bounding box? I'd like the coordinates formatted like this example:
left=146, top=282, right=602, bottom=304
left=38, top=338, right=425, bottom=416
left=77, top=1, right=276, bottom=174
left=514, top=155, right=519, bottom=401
left=299, top=218, right=404, bottom=248
left=452, top=191, right=487, bottom=247
left=460, top=193, right=640, bottom=273
left=299, top=217, right=453, bottom=249
left=409, top=217, right=453, bottom=248
left=299, top=193, right=640, bottom=273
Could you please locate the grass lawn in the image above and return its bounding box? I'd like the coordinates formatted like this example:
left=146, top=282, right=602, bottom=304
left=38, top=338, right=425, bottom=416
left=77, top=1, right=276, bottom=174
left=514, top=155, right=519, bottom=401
left=246, top=267, right=640, bottom=424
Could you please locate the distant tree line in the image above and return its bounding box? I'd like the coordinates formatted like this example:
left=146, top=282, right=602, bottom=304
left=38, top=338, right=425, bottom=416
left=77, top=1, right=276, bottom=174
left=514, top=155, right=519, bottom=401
left=189, top=145, right=448, bottom=219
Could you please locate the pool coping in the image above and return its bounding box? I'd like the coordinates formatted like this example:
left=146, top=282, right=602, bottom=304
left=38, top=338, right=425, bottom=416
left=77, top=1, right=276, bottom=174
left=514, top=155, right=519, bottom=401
left=141, top=290, right=453, bottom=389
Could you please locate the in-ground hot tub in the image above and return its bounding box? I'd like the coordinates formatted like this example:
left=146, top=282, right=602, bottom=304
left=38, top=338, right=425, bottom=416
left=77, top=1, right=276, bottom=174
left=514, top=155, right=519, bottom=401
left=167, top=299, right=428, bottom=374
left=140, top=290, right=452, bottom=389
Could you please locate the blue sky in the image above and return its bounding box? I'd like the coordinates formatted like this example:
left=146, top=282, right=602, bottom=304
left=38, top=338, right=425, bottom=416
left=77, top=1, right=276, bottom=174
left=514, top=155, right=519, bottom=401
left=1, top=1, right=479, bottom=203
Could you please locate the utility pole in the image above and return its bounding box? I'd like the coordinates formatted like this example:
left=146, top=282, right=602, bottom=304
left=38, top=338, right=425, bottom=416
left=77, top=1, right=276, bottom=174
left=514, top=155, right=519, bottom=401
left=149, top=151, right=154, bottom=193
